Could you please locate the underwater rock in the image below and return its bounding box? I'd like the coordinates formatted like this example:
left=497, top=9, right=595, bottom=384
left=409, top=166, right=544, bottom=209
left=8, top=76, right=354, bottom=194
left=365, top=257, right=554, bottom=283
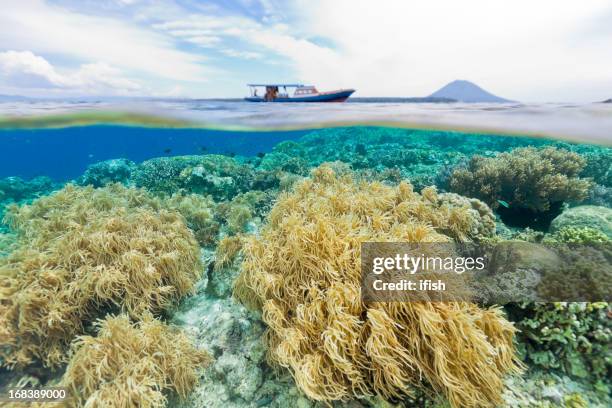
left=234, top=164, right=521, bottom=407
left=550, top=205, right=612, bottom=237
left=449, top=147, right=592, bottom=230
left=78, top=158, right=135, bottom=187
left=489, top=241, right=562, bottom=274
left=172, top=289, right=309, bottom=408
left=503, top=369, right=610, bottom=408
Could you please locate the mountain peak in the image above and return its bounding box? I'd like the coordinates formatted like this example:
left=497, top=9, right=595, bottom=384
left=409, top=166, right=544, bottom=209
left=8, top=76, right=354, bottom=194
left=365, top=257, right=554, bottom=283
left=429, top=80, right=513, bottom=103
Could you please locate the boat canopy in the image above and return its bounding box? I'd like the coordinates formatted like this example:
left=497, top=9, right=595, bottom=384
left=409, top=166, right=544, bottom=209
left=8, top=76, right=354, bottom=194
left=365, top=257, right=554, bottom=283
left=247, top=84, right=304, bottom=87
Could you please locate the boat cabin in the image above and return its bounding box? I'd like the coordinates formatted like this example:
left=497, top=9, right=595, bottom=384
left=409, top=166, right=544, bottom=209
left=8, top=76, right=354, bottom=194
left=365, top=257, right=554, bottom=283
left=247, top=83, right=307, bottom=101
left=293, top=86, right=318, bottom=96
left=245, top=83, right=354, bottom=103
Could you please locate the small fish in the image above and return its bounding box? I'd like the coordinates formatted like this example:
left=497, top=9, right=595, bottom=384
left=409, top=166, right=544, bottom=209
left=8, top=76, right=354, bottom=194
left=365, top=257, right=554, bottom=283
left=87, top=154, right=94, bottom=159
left=257, top=152, right=266, bottom=158
left=199, top=146, right=207, bottom=152
left=163, top=148, right=172, bottom=154
left=497, top=200, right=510, bottom=208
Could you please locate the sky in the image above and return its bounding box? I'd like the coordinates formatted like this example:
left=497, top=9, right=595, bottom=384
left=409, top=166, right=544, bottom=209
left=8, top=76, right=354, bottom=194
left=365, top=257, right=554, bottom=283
left=0, top=0, right=611, bottom=102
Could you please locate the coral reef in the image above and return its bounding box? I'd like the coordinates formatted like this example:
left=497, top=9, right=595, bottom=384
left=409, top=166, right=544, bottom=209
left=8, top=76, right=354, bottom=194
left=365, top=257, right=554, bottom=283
left=256, top=127, right=560, bottom=193
left=0, top=176, right=60, bottom=233
left=207, top=235, right=244, bottom=298
left=583, top=184, right=612, bottom=207
left=78, top=158, right=135, bottom=187
left=172, top=293, right=312, bottom=408
left=131, top=156, right=203, bottom=193
left=512, top=302, right=611, bottom=391
left=0, top=184, right=202, bottom=368
left=435, top=192, right=497, bottom=239
left=165, top=193, right=220, bottom=246
left=62, top=313, right=211, bottom=408
left=449, top=147, right=592, bottom=229
left=545, top=226, right=610, bottom=244
left=580, top=150, right=612, bottom=188
left=216, top=191, right=273, bottom=235
left=234, top=165, right=521, bottom=407
left=0, top=232, right=16, bottom=257
left=132, top=155, right=255, bottom=200
left=479, top=241, right=562, bottom=303
left=550, top=205, right=612, bottom=237
left=0, top=176, right=58, bottom=203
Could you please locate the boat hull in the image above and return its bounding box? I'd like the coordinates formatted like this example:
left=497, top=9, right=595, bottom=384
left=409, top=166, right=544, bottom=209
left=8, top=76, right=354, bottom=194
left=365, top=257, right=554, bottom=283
left=245, top=89, right=355, bottom=102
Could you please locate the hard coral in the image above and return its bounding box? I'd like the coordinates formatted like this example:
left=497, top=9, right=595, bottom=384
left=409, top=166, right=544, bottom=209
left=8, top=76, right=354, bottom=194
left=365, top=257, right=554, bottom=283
left=62, top=313, right=211, bottom=408
left=0, top=184, right=202, bottom=368
left=0, top=176, right=58, bottom=203
left=234, top=164, right=521, bottom=408
left=132, top=155, right=254, bottom=200
left=449, top=147, right=591, bottom=228
left=78, top=158, right=135, bottom=187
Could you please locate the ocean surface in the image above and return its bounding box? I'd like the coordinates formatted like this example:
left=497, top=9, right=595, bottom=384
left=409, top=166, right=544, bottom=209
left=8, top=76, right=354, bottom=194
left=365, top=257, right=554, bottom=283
left=0, top=98, right=610, bottom=180
left=2, top=98, right=612, bottom=141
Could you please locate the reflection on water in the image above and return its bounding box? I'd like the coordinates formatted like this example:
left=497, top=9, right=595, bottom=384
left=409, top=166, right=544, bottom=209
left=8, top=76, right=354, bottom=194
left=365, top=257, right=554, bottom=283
left=1, top=99, right=611, bottom=145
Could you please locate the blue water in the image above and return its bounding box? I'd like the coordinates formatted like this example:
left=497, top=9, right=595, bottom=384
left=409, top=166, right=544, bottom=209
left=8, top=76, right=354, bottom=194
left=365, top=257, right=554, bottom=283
left=0, top=126, right=308, bottom=180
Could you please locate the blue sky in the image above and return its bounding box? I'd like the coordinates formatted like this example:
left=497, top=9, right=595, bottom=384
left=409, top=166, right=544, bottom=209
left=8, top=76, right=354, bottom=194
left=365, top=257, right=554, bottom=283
left=0, top=0, right=611, bottom=102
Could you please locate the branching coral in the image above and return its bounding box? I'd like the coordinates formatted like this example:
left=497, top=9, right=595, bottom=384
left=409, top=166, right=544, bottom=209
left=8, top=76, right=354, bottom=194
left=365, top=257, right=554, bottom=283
left=62, top=313, right=211, bottom=408
left=234, top=164, right=521, bottom=408
left=449, top=147, right=592, bottom=228
left=0, top=184, right=202, bottom=368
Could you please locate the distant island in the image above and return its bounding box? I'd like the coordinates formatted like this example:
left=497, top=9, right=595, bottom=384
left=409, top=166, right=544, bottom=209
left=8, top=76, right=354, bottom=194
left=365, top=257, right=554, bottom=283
left=602, top=98, right=612, bottom=103
left=429, top=80, right=513, bottom=103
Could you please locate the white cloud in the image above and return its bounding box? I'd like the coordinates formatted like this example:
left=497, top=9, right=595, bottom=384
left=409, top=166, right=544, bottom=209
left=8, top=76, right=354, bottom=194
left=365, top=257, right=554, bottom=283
left=1, top=0, right=610, bottom=101
left=0, top=0, right=210, bottom=83
left=221, top=49, right=262, bottom=60
left=184, top=36, right=222, bottom=48
left=0, top=50, right=142, bottom=94
left=278, top=0, right=612, bottom=102
left=152, top=0, right=611, bottom=101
